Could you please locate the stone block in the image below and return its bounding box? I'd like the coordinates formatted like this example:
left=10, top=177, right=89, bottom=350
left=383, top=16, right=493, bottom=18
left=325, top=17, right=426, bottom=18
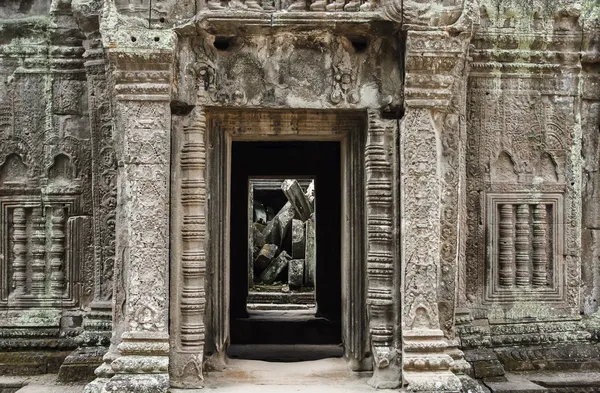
left=292, top=219, right=305, bottom=259
left=254, top=244, right=278, bottom=276
left=252, top=226, right=266, bottom=258
left=263, top=203, right=294, bottom=249
left=288, top=259, right=304, bottom=289
left=57, top=347, right=106, bottom=383
left=260, top=251, right=291, bottom=284
left=464, top=349, right=505, bottom=379
left=485, top=373, right=547, bottom=393
left=0, top=376, right=27, bottom=393
left=281, top=179, right=313, bottom=222
left=304, top=217, right=316, bottom=287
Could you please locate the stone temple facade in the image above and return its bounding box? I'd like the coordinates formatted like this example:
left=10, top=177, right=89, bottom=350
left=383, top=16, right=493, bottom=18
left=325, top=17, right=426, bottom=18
left=0, top=0, right=599, bottom=390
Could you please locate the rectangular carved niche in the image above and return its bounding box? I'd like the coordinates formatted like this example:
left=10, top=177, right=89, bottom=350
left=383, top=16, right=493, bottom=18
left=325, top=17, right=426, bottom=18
left=486, top=193, right=564, bottom=304
left=0, top=196, right=84, bottom=308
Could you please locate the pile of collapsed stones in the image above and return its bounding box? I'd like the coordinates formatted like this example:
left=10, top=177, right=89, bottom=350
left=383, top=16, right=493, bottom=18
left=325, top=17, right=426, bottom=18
left=252, top=179, right=316, bottom=290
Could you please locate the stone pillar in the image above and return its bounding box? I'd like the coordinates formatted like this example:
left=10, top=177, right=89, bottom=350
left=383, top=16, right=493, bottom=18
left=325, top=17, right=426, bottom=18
left=60, top=0, right=115, bottom=381
left=400, top=30, right=470, bottom=392
left=95, top=11, right=175, bottom=391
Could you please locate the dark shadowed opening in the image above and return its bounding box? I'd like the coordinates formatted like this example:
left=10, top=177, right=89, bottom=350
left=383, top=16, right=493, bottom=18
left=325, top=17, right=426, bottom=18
left=228, top=141, right=342, bottom=360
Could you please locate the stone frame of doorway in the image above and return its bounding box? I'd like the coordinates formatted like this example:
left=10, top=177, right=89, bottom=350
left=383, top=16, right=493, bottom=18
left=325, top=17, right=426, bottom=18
left=202, top=108, right=369, bottom=372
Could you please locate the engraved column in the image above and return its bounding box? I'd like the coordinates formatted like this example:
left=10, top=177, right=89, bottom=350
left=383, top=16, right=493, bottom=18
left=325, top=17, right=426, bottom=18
left=102, top=29, right=175, bottom=393
left=49, top=206, right=66, bottom=296
left=498, top=204, right=515, bottom=287
left=532, top=203, right=548, bottom=287
left=30, top=207, right=47, bottom=297
left=515, top=204, right=530, bottom=287
left=11, top=207, right=27, bottom=296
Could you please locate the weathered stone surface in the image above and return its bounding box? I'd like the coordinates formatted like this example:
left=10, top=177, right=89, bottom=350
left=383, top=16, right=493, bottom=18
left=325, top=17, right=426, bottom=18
left=464, top=349, right=505, bottom=379
left=304, top=217, right=316, bottom=288
left=288, top=259, right=304, bottom=289
left=253, top=226, right=266, bottom=256
left=292, top=219, right=306, bottom=259
left=1, top=0, right=599, bottom=388
left=254, top=244, right=279, bottom=276
left=260, top=251, right=291, bottom=285
left=282, top=179, right=313, bottom=222
left=254, top=201, right=267, bottom=224
left=263, top=203, right=295, bottom=249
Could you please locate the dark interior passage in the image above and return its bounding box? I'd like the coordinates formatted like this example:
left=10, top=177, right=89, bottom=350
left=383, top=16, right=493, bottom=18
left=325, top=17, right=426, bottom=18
left=229, top=141, right=342, bottom=348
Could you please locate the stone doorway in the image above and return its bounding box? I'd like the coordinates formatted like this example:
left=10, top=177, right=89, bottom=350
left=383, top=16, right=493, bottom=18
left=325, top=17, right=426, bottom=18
left=228, top=141, right=342, bottom=355
left=193, top=109, right=369, bottom=372
left=170, top=108, right=405, bottom=388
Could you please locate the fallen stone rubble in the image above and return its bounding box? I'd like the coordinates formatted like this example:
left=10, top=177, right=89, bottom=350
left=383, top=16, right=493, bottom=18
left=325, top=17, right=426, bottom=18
left=252, top=179, right=316, bottom=290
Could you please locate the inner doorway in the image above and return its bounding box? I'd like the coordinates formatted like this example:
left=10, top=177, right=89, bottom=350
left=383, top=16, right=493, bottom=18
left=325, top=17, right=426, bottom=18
left=229, top=141, right=342, bottom=359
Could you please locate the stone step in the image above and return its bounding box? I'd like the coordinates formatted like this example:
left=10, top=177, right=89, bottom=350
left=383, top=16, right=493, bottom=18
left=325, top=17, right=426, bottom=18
left=0, top=375, right=84, bottom=393
left=15, top=385, right=83, bottom=393
left=485, top=372, right=600, bottom=393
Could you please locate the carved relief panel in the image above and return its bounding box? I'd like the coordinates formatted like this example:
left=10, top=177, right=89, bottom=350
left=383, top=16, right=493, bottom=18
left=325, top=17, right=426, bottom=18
left=0, top=62, right=93, bottom=312
left=466, top=78, right=579, bottom=323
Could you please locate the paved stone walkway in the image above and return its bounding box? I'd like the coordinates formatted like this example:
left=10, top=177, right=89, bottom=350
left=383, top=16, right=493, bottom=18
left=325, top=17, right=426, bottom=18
left=3, top=360, right=600, bottom=392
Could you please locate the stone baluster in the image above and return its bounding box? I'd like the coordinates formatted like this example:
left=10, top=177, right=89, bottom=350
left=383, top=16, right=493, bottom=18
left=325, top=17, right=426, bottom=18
left=11, top=207, right=27, bottom=296
left=49, top=206, right=66, bottom=297
left=515, top=204, right=530, bottom=287
left=498, top=204, right=515, bottom=287
left=532, top=203, right=548, bottom=287
left=30, top=207, right=47, bottom=296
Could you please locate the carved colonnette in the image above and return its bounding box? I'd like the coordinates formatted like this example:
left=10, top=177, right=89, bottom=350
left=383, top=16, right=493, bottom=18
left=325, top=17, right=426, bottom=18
left=169, top=106, right=207, bottom=388
left=365, top=109, right=401, bottom=388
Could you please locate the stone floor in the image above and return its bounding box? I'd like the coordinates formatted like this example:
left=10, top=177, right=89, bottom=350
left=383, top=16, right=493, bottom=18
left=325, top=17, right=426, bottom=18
left=0, top=358, right=394, bottom=393
left=3, top=361, right=600, bottom=392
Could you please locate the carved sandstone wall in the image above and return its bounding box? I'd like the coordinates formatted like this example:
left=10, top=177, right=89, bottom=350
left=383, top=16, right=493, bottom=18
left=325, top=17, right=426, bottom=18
left=0, top=0, right=598, bottom=390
